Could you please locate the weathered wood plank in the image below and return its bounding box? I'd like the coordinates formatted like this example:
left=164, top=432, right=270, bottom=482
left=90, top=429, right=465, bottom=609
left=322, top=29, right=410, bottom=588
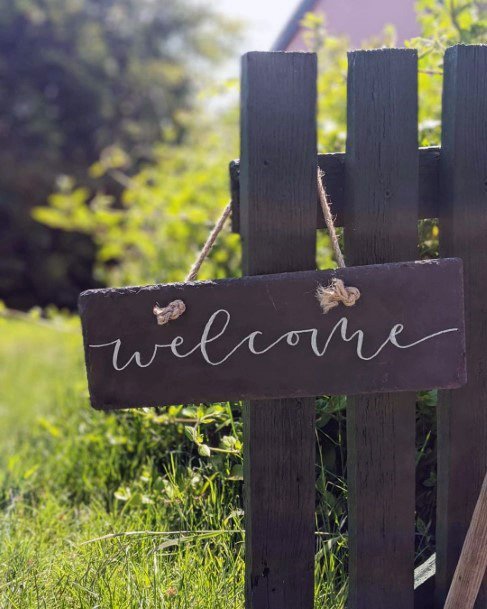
left=444, top=471, right=487, bottom=609
left=229, top=147, right=440, bottom=231
left=79, top=259, right=466, bottom=410
left=436, top=44, right=487, bottom=609
left=344, top=48, right=419, bottom=609
left=239, top=52, right=317, bottom=609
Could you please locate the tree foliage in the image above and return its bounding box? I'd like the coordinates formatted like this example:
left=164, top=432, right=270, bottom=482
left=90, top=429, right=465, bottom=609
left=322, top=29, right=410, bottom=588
left=35, top=106, right=243, bottom=286
left=0, top=0, right=235, bottom=174
left=0, top=0, right=237, bottom=308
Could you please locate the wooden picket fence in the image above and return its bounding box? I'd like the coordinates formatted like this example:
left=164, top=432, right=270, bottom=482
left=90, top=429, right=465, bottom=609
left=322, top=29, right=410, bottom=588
left=229, top=45, right=487, bottom=609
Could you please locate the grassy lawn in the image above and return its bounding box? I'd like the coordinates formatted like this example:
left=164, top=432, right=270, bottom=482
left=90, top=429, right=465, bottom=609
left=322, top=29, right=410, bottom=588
left=0, top=315, right=347, bottom=608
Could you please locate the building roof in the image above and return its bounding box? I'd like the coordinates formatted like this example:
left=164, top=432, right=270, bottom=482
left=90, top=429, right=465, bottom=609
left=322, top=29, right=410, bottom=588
left=271, top=0, right=318, bottom=51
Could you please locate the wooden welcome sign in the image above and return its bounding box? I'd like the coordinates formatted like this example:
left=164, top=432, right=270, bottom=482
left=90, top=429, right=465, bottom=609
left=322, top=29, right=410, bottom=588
left=80, top=257, right=466, bottom=411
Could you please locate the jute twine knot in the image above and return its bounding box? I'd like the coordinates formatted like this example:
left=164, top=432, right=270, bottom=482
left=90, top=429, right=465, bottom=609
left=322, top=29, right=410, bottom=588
left=316, top=278, right=361, bottom=314
left=153, top=300, right=186, bottom=325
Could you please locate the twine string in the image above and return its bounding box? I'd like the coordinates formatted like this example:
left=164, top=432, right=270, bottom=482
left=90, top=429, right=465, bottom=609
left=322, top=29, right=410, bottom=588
left=154, top=167, right=360, bottom=325
left=153, top=201, right=232, bottom=325
left=315, top=168, right=360, bottom=314
left=317, top=169, right=345, bottom=269
left=153, top=300, right=186, bottom=326
left=316, top=278, right=360, bottom=314
left=185, top=201, right=233, bottom=283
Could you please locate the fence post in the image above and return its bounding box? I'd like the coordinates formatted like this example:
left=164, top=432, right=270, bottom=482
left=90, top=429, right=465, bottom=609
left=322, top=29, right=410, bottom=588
left=436, top=44, right=487, bottom=609
left=344, top=48, right=419, bottom=609
left=239, top=52, right=317, bottom=609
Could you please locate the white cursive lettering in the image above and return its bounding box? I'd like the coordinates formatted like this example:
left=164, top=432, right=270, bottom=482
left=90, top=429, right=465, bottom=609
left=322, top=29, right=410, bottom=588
left=89, top=310, right=458, bottom=371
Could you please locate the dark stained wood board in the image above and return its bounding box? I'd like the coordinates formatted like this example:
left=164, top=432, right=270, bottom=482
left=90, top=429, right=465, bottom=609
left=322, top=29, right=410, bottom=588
left=344, top=47, right=419, bottom=609
left=239, top=51, right=317, bottom=609
left=79, top=258, right=466, bottom=411
left=436, top=44, right=487, bottom=609
left=230, top=146, right=441, bottom=232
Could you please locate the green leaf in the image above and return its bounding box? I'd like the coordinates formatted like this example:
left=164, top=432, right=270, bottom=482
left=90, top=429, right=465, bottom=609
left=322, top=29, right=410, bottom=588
left=198, top=444, right=211, bottom=458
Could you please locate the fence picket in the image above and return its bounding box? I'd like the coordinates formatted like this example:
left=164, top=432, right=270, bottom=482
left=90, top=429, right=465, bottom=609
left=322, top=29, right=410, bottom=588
left=436, top=44, right=487, bottom=609
left=344, top=48, right=419, bottom=609
left=239, top=52, right=317, bottom=609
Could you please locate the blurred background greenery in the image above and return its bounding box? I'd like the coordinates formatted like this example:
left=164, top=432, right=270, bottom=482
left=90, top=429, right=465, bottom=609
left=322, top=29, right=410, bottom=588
left=0, top=0, right=238, bottom=308
left=0, top=0, right=486, bottom=606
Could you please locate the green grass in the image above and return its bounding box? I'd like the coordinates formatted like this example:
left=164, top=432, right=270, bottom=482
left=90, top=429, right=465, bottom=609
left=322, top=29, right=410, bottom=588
left=0, top=314, right=347, bottom=608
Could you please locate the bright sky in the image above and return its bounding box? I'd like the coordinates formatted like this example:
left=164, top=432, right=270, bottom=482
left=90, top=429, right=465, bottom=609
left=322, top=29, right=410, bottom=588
left=212, top=0, right=299, bottom=56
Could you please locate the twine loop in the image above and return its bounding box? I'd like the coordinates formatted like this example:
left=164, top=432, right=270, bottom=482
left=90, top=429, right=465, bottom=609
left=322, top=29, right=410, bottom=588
left=153, top=168, right=361, bottom=324
left=152, top=201, right=232, bottom=326
left=316, top=278, right=361, bottom=314
left=153, top=300, right=186, bottom=325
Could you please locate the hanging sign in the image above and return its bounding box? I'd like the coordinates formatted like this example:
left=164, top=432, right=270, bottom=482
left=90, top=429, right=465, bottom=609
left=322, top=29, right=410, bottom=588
left=79, top=258, right=466, bottom=411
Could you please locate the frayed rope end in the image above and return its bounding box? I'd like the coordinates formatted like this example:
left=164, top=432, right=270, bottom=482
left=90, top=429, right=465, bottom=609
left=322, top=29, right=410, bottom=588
left=153, top=300, right=186, bottom=325
left=316, top=278, right=360, bottom=314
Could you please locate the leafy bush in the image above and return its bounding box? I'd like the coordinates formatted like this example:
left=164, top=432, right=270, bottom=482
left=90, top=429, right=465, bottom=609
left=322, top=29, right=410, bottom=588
left=35, top=110, right=242, bottom=287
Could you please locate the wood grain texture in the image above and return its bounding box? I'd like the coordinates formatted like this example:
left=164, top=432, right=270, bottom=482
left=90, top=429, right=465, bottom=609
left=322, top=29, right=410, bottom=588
left=444, top=471, right=487, bottom=609
left=239, top=52, right=317, bottom=609
left=344, top=48, right=419, bottom=609
left=436, top=44, right=487, bottom=609
left=230, top=147, right=440, bottom=231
